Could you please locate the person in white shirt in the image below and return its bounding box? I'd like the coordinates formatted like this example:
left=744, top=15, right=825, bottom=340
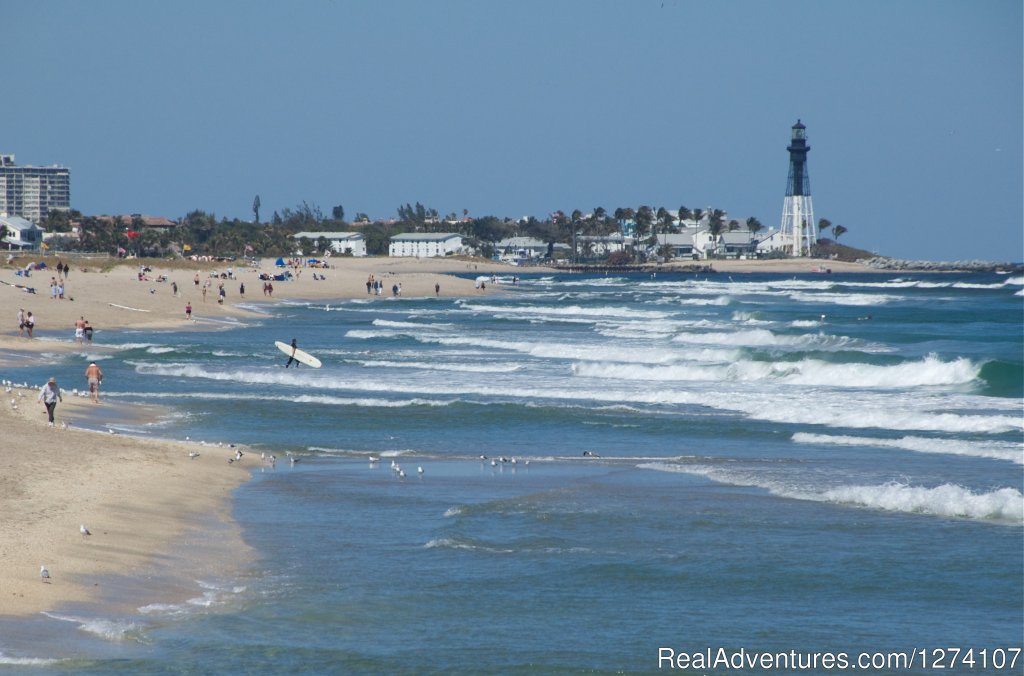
left=38, top=377, right=63, bottom=426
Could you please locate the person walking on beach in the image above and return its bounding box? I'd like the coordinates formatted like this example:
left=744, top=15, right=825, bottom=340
left=83, top=319, right=93, bottom=342
left=435, top=282, right=440, bottom=296
left=38, top=377, right=62, bottom=426
left=239, top=282, right=245, bottom=297
left=85, top=362, right=103, bottom=403
left=17, top=308, right=25, bottom=337
left=172, top=281, right=178, bottom=296
left=25, top=311, right=34, bottom=338
left=185, top=302, right=192, bottom=319
left=75, top=316, right=86, bottom=344
left=284, top=338, right=299, bottom=368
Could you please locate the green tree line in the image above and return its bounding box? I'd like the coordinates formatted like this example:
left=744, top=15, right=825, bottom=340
left=38, top=200, right=846, bottom=260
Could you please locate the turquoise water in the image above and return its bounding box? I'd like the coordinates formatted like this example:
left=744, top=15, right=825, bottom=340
left=2, top=271, right=1022, bottom=673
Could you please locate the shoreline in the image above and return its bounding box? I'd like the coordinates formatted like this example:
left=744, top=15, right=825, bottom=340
left=0, top=384, right=253, bottom=618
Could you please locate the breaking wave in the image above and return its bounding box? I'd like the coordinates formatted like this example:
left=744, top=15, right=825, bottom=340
left=638, top=462, right=1023, bottom=523
left=792, top=432, right=1024, bottom=464
left=573, top=354, right=979, bottom=388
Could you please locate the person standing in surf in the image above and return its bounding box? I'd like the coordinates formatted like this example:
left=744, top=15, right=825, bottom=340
left=285, top=338, right=299, bottom=368
left=85, top=362, right=103, bottom=403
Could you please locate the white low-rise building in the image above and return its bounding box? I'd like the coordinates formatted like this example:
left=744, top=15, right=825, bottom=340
left=389, top=232, right=464, bottom=257
left=1, top=215, right=45, bottom=251
left=292, top=231, right=367, bottom=256
left=577, top=233, right=631, bottom=256
left=494, top=236, right=567, bottom=263
left=755, top=229, right=789, bottom=255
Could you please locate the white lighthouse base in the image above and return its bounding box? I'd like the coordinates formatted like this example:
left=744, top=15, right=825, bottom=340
left=779, top=195, right=817, bottom=257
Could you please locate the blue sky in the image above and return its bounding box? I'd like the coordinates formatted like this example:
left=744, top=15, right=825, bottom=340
left=5, top=0, right=1021, bottom=261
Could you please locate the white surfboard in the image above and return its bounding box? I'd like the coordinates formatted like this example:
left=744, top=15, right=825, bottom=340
left=275, top=341, right=322, bottom=368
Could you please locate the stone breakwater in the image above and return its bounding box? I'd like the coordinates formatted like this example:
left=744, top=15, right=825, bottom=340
left=859, top=257, right=1024, bottom=273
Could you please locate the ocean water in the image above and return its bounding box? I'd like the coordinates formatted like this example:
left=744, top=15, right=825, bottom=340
left=2, top=271, right=1022, bottom=674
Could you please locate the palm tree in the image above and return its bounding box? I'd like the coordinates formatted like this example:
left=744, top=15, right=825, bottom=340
left=678, top=206, right=691, bottom=227
left=832, top=224, right=848, bottom=241
left=746, top=217, right=764, bottom=237
left=634, top=206, right=653, bottom=242
left=691, top=208, right=704, bottom=229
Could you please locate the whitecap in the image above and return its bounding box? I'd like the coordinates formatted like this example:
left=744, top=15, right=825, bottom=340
left=0, top=652, right=59, bottom=666
left=637, top=462, right=1023, bottom=523
left=41, top=613, right=143, bottom=641
left=792, top=432, right=1024, bottom=464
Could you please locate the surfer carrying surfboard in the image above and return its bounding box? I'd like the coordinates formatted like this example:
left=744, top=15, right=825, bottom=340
left=285, top=338, right=299, bottom=368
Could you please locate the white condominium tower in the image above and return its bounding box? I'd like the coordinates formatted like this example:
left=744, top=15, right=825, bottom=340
left=0, top=154, right=71, bottom=224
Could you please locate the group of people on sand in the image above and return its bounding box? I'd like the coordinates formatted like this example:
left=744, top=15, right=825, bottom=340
left=36, top=362, right=104, bottom=427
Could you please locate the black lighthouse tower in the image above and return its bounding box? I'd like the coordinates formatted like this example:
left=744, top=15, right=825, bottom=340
left=779, top=119, right=817, bottom=256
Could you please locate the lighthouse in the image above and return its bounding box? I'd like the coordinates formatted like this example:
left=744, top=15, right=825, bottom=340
left=779, top=119, right=817, bottom=256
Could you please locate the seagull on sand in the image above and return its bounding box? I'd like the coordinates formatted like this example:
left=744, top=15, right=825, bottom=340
left=40, top=565, right=51, bottom=582
left=80, top=524, right=91, bottom=537
left=189, top=451, right=200, bottom=459
left=417, top=466, right=424, bottom=474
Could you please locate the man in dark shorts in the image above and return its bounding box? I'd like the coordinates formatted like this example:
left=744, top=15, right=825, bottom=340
left=285, top=338, right=300, bottom=368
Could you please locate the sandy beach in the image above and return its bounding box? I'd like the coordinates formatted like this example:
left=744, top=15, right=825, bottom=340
left=0, top=253, right=874, bottom=618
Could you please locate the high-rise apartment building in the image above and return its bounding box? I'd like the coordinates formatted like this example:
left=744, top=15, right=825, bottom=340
left=0, top=154, right=71, bottom=224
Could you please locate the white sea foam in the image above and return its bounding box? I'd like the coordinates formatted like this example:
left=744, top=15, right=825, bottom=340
left=572, top=354, right=980, bottom=388
left=41, top=613, right=142, bottom=641
left=792, top=433, right=1024, bottom=464
left=110, top=342, right=162, bottom=350
left=0, top=652, right=59, bottom=666
left=373, top=319, right=453, bottom=330
left=354, top=359, right=522, bottom=373
left=951, top=281, right=1007, bottom=289
left=749, top=403, right=1020, bottom=435
left=125, top=388, right=458, bottom=408
left=457, top=302, right=671, bottom=321
left=1004, top=276, right=1024, bottom=286
left=671, top=328, right=870, bottom=351
left=145, top=346, right=178, bottom=354
left=821, top=483, right=1023, bottom=522
left=678, top=296, right=731, bottom=306
left=790, top=319, right=822, bottom=328
left=423, top=537, right=514, bottom=553
left=137, top=581, right=246, bottom=616
left=638, top=462, right=1023, bottom=523
left=788, top=291, right=900, bottom=306
left=443, top=506, right=464, bottom=517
